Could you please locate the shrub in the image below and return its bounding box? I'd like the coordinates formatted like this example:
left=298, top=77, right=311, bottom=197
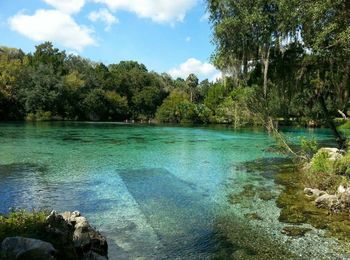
left=26, top=110, right=52, bottom=121
left=310, top=150, right=334, bottom=174
left=300, top=137, right=318, bottom=160
left=339, top=121, right=350, bottom=130
left=335, top=152, right=350, bottom=176
left=0, top=209, right=48, bottom=242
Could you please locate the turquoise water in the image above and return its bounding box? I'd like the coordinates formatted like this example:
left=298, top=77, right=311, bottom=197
left=0, top=123, right=347, bottom=259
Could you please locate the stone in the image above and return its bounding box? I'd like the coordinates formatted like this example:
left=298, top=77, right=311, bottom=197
left=45, top=211, right=108, bottom=258
left=304, top=188, right=326, bottom=198
left=338, top=190, right=350, bottom=210
left=1, top=237, right=56, bottom=259
left=281, top=226, right=312, bottom=237
left=337, top=185, right=347, bottom=194
left=315, top=194, right=339, bottom=209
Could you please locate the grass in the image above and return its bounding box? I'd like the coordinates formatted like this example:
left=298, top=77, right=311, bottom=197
left=0, top=209, right=48, bottom=243
left=0, top=209, right=77, bottom=259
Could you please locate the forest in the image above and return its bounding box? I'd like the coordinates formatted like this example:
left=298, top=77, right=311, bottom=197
left=0, top=0, right=349, bottom=134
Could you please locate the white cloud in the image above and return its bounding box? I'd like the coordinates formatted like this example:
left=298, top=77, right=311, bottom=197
left=42, top=0, right=85, bottom=14
left=9, top=9, right=95, bottom=51
left=93, top=0, right=197, bottom=24
left=185, top=36, right=191, bottom=42
left=88, top=8, right=118, bottom=31
left=168, top=58, right=221, bottom=81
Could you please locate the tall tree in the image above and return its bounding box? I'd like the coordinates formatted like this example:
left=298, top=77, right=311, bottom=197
left=186, top=73, right=199, bottom=102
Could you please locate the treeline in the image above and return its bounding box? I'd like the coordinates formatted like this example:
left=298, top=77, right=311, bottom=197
left=0, top=43, right=200, bottom=122
left=2, top=0, right=350, bottom=130
left=0, top=42, right=260, bottom=125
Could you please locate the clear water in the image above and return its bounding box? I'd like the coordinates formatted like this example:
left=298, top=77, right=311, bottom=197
left=0, top=122, right=346, bottom=259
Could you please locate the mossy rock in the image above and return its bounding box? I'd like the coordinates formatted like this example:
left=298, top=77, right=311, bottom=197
left=281, top=226, right=312, bottom=237
left=244, top=213, right=263, bottom=221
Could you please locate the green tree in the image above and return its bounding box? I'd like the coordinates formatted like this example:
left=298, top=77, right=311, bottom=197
left=186, top=74, right=199, bottom=102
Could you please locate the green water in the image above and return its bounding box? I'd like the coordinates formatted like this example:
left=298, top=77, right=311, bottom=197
left=0, top=122, right=348, bottom=259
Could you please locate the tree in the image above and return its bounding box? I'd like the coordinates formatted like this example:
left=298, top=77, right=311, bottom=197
left=185, top=74, right=199, bottom=102
left=208, top=0, right=282, bottom=98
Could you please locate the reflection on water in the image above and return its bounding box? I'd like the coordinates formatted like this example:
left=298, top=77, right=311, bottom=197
left=0, top=122, right=347, bottom=259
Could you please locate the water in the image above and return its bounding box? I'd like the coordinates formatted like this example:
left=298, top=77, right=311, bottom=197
left=0, top=122, right=348, bottom=259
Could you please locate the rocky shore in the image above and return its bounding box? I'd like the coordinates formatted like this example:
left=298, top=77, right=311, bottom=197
left=303, top=147, right=350, bottom=213
left=0, top=211, right=108, bottom=260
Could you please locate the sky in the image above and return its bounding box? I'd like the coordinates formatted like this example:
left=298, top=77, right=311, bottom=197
left=0, top=0, right=221, bottom=81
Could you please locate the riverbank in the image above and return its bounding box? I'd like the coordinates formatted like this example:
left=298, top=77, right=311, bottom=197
left=0, top=210, right=107, bottom=259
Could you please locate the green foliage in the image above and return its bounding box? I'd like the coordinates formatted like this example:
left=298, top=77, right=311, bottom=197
left=156, top=90, right=190, bottom=123
left=335, top=152, right=350, bottom=176
left=339, top=121, right=350, bottom=130
left=156, top=90, right=212, bottom=123
left=300, top=137, right=318, bottom=160
left=26, top=110, right=52, bottom=121
left=310, top=150, right=334, bottom=174
left=303, top=149, right=350, bottom=193
left=0, top=209, right=48, bottom=242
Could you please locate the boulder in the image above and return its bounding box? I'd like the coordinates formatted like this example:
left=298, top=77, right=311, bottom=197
left=44, top=210, right=108, bottom=258
left=338, top=189, right=350, bottom=210
left=1, top=237, right=56, bottom=259
left=315, top=194, right=339, bottom=209
left=304, top=188, right=326, bottom=198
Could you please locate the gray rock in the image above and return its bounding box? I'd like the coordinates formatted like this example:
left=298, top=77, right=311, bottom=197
left=304, top=188, right=326, bottom=198
left=338, top=190, right=350, bottom=210
left=1, top=237, right=56, bottom=259
left=315, top=194, right=339, bottom=209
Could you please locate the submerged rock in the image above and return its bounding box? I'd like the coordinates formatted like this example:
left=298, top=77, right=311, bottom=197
left=244, top=213, right=263, bottom=221
left=281, top=226, right=312, bottom=237
left=1, top=237, right=57, bottom=259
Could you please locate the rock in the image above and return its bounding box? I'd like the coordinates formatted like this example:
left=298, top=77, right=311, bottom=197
left=1, top=237, right=56, bottom=259
left=45, top=210, right=108, bottom=258
left=244, top=213, right=263, bottom=221
left=318, top=148, right=344, bottom=161
left=304, top=188, right=326, bottom=198
left=60, top=211, right=81, bottom=224
left=337, top=185, right=347, bottom=194
left=281, top=226, right=312, bottom=237
left=338, top=190, right=350, bottom=210
left=315, top=194, right=339, bottom=209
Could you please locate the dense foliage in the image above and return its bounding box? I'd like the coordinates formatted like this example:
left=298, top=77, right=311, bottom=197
left=207, top=0, right=350, bottom=144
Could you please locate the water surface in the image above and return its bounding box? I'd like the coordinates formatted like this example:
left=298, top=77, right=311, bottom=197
left=0, top=123, right=348, bottom=259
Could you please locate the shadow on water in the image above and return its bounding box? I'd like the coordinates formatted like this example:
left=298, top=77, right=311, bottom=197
left=118, top=168, right=239, bottom=258
left=117, top=168, right=295, bottom=259
left=0, top=163, right=118, bottom=216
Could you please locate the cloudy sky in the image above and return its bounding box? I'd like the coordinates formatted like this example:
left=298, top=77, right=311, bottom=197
left=0, top=0, right=220, bottom=81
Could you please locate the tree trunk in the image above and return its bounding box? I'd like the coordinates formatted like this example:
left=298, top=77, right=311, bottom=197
left=319, top=94, right=346, bottom=148
left=262, top=46, right=270, bottom=100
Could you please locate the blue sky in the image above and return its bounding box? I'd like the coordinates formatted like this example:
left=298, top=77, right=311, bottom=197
left=0, top=0, right=220, bottom=80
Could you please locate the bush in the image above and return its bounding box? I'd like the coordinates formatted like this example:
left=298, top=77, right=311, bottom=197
left=300, top=137, right=318, bottom=160
left=339, top=121, right=350, bottom=130
left=335, top=152, right=350, bottom=176
left=0, top=209, right=48, bottom=242
left=26, top=110, right=52, bottom=121
left=310, top=150, right=334, bottom=174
